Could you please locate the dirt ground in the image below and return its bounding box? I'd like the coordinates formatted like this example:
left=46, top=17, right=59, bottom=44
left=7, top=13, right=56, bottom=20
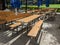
left=40, top=14, right=60, bottom=45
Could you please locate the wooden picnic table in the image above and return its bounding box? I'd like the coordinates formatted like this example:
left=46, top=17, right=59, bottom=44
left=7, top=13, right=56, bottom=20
left=9, top=15, right=41, bottom=31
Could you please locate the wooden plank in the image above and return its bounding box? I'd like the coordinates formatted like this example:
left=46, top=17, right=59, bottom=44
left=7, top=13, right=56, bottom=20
left=9, top=22, right=21, bottom=28
left=28, top=20, right=43, bottom=37
left=16, top=15, right=41, bottom=23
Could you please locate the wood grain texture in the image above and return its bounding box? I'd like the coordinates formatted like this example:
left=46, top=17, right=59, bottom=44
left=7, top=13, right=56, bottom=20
left=17, top=15, right=41, bottom=23
left=9, top=22, right=21, bottom=28
left=28, top=20, right=43, bottom=37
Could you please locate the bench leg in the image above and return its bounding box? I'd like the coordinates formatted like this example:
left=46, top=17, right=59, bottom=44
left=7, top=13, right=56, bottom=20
left=37, top=30, right=44, bottom=45
left=26, top=37, right=39, bottom=45
left=31, top=37, right=39, bottom=45
left=25, top=37, right=32, bottom=45
left=16, top=28, right=19, bottom=34
left=26, top=24, right=29, bottom=33
left=1, top=24, right=6, bottom=30
left=32, top=21, right=35, bottom=26
left=10, top=28, right=18, bottom=36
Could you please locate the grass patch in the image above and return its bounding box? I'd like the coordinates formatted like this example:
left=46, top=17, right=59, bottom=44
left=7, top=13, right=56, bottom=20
left=22, top=4, right=60, bottom=9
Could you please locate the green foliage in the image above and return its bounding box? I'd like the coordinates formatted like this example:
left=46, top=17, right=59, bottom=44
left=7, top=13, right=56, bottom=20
left=57, top=8, right=60, bottom=12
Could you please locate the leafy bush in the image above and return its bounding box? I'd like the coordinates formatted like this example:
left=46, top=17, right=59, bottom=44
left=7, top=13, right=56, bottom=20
left=57, top=8, right=60, bottom=12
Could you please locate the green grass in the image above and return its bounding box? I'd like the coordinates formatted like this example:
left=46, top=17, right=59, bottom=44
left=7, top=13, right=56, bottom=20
left=22, top=4, right=60, bottom=8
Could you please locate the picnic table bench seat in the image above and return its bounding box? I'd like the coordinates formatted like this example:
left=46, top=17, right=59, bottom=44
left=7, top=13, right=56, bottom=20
left=26, top=20, right=43, bottom=45
left=28, top=20, right=43, bottom=37
left=9, top=22, right=21, bottom=29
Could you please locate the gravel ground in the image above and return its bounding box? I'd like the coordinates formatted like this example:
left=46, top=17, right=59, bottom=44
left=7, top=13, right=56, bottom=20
left=40, top=14, right=60, bottom=45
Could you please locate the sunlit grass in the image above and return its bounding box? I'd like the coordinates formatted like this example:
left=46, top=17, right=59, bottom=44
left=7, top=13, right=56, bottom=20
left=22, top=4, right=60, bottom=8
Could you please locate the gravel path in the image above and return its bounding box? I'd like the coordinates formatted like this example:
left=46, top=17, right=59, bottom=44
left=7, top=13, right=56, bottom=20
left=40, top=14, right=60, bottom=45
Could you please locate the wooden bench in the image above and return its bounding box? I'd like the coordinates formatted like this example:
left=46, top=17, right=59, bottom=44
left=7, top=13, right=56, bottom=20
left=9, top=22, right=22, bottom=33
left=9, top=22, right=21, bottom=29
left=27, top=20, right=43, bottom=45
left=28, top=20, right=43, bottom=37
